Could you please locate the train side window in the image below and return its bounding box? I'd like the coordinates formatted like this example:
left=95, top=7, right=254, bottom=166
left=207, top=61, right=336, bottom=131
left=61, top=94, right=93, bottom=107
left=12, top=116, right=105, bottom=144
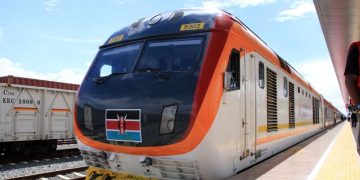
left=259, top=61, right=265, bottom=89
left=298, top=87, right=300, bottom=93
left=283, top=77, right=288, bottom=97
left=225, top=49, right=240, bottom=90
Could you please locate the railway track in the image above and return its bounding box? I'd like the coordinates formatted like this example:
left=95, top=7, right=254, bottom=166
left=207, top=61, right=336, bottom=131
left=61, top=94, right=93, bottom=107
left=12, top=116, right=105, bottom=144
left=0, top=153, right=86, bottom=180
left=9, top=166, right=88, bottom=180
left=0, top=148, right=80, bottom=165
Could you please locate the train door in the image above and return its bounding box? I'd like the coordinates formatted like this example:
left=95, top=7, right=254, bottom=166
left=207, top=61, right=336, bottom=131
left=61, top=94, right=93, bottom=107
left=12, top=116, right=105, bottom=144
left=224, top=49, right=255, bottom=161
left=239, top=49, right=247, bottom=160
left=320, top=96, right=325, bottom=130
left=224, top=49, right=244, bottom=161
left=239, top=50, right=256, bottom=160
left=243, top=53, right=257, bottom=159
left=251, top=53, right=268, bottom=159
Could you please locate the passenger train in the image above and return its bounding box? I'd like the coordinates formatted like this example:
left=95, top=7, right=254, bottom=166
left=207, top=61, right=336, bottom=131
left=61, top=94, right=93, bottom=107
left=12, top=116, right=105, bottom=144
left=74, top=9, right=342, bottom=179
left=323, top=99, right=343, bottom=127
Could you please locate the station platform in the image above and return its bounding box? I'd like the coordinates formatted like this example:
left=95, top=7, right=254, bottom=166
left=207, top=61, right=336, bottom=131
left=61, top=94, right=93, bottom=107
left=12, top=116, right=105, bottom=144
left=229, top=121, right=360, bottom=180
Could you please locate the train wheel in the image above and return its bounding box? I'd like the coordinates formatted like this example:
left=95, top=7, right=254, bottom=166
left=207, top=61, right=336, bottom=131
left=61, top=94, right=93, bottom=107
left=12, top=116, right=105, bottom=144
left=6, top=142, right=22, bottom=156
left=46, top=140, right=57, bottom=153
left=0, top=144, right=4, bottom=155
left=37, top=141, right=48, bottom=154
left=21, top=142, right=33, bottom=156
left=11, top=142, right=21, bottom=153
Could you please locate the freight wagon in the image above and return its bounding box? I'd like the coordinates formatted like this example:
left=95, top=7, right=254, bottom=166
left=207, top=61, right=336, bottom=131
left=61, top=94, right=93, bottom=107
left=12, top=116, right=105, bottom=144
left=0, top=75, right=78, bottom=155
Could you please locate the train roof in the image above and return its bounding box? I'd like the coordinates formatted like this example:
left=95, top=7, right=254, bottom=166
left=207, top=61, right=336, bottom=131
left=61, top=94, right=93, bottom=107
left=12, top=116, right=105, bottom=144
left=0, top=75, right=79, bottom=91
left=324, top=98, right=339, bottom=112
left=102, top=8, right=222, bottom=47
left=103, top=8, right=321, bottom=97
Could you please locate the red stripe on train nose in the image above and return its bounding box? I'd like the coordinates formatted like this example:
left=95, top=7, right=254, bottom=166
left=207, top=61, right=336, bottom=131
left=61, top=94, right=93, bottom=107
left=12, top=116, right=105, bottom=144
left=106, top=120, right=140, bottom=131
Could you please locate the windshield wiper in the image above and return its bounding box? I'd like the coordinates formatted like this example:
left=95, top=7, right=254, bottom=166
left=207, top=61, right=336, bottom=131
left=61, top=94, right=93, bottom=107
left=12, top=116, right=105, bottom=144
left=93, top=72, right=127, bottom=84
left=137, top=68, right=169, bottom=80
left=137, top=67, right=161, bottom=73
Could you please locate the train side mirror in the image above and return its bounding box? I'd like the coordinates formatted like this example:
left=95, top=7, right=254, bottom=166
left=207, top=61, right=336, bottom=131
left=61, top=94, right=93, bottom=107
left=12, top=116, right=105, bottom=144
left=224, top=72, right=232, bottom=91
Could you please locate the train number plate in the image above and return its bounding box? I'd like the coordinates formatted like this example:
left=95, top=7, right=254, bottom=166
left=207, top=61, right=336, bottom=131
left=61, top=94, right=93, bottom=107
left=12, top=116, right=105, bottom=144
left=180, top=22, right=205, bottom=31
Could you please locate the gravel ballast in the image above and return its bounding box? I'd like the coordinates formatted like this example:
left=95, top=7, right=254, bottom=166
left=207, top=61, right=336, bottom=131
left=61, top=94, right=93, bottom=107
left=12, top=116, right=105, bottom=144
left=0, top=155, right=87, bottom=179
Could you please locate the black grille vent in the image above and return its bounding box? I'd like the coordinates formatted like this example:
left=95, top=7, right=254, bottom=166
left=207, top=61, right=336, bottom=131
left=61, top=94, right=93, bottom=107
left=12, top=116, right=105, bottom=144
left=289, top=82, right=295, bottom=128
left=267, top=68, right=278, bottom=132
left=169, top=11, right=184, bottom=22
left=130, top=18, right=145, bottom=29
left=312, top=97, right=320, bottom=124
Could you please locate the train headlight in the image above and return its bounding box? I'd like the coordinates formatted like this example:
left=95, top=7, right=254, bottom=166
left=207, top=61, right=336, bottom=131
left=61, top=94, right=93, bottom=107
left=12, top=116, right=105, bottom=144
left=84, top=105, right=94, bottom=130
left=160, top=104, right=178, bottom=134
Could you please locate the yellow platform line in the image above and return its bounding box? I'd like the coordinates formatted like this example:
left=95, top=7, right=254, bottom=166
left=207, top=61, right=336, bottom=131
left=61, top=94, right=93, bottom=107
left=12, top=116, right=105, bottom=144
left=315, top=122, right=360, bottom=180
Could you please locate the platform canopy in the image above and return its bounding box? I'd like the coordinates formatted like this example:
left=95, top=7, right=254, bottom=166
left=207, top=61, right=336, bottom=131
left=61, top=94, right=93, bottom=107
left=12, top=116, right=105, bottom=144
left=314, top=0, right=360, bottom=106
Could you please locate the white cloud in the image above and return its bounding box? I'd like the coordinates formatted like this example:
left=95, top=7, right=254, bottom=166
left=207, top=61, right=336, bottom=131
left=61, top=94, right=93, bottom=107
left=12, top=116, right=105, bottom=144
left=293, top=57, right=346, bottom=113
left=275, top=0, right=315, bottom=22
left=43, top=35, right=102, bottom=44
left=44, top=0, right=61, bottom=11
left=201, top=0, right=276, bottom=9
left=184, top=0, right=197, bottom=8
left=0, top=58, right=86, bottom=84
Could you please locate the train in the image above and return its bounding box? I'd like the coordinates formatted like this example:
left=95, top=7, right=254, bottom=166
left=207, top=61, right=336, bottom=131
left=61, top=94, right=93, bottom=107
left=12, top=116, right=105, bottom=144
left=74, top=8, right=343, bottom=179
left=0, top=75, right=78, bottom=155
left=323, top=99, right=343, bottom=127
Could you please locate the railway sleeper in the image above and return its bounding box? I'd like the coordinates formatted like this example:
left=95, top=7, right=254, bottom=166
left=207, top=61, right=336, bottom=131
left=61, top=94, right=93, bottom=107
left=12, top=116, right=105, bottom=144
left=2, top=139, right=58, bottom=156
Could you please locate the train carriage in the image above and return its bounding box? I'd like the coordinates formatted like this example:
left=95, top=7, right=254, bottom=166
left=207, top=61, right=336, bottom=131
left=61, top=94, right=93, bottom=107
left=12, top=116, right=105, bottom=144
left=75, top=9, right=339, bottom=179
left=323, top=99, right=342, bottom=128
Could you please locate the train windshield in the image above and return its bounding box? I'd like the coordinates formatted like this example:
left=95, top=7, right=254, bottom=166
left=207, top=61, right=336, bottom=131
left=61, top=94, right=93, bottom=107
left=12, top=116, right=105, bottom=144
left=93, top=43, right=141, bottom=78
left=137, top=38, right=203, bottom=72
left=91, top=38, right=204, bottom=79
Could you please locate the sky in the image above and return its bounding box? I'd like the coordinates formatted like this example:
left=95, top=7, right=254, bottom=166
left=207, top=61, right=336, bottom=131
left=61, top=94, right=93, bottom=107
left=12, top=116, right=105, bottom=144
left=0, top=0, right=345, bottom=113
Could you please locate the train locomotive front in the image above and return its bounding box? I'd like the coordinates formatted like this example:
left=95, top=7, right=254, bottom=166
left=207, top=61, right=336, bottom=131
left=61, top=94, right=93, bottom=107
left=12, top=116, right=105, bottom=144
left=75, top=9, right=238, bottom=179
left=75, top=8, right=326, bottom=179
